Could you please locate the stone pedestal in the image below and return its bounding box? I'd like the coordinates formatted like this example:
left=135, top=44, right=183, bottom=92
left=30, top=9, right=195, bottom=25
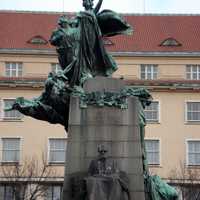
left=62, top=77, right=145, bottom=200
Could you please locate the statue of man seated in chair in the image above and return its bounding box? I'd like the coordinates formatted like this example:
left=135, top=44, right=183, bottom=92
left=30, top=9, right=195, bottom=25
left=85, top=144, right=130, bottom=200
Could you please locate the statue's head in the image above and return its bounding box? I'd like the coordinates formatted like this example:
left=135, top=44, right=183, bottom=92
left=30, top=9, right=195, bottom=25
left=58, top=16, right=69, bottom=28
left=82, top=0, right=93, bottom=10
left=97, top=144, right=107, bottom=157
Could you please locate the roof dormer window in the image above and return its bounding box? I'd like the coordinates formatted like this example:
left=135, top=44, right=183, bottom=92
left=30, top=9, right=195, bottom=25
left=160, top=38, right=181, bottom=47
left=28, top=36, right=48, bottom=45
left=103, top=37, right=114, bottom=45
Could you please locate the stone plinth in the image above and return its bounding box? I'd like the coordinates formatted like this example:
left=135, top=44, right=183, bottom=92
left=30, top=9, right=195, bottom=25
left=62, top=77, right=145, bottom=200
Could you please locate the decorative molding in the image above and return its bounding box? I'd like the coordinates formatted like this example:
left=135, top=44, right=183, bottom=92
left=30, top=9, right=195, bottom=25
left=2, top=49, right=200, bottom=57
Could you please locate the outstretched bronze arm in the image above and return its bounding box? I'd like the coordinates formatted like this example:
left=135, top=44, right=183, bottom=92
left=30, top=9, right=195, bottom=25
left=94, top=0, right=103, bottom=14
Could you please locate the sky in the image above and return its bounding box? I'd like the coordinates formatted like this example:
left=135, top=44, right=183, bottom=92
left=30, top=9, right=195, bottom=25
left=1, top=0, right=200, bottom=14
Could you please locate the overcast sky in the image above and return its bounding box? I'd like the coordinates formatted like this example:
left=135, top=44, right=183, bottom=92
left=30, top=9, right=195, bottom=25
left=1, top=0, right=200, bottom=14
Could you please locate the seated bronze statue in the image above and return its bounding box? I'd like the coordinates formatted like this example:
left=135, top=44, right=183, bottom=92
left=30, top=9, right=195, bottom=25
left=70, top=145, right=130, bottom=200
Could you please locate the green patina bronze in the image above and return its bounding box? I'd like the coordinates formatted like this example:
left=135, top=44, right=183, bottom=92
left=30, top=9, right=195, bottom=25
left=6, top=0, right=133, bottom=129
left=138, top=99, right=178, bottom=200
left=72, top=86, right=152, bottom=109
left=50, top=0, right=132, bottom=86
left=6, top=71, right=71, bottom=127
left=5, top=72, right=151, bottom=128
left=5, top=0, right=178, bottom=199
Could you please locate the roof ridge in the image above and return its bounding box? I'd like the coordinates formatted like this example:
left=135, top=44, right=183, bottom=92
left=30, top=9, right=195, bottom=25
left=0, top=10, right=76, bottom=15
left=1, top=10, right=200, bottom=16
left=1, top=10, right=200, bottom=52
left=122, top=13, right=200, bottom=16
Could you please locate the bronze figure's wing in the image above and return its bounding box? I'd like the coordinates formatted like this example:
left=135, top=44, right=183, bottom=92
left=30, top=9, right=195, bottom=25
left=97, top=10, right=133, bottom=37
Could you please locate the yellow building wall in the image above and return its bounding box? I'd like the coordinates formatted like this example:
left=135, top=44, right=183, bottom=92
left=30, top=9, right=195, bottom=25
left=114, top=56, right=200, bottom=80
left=0, top=54, right=58, bottom=77
left=0, top=89, right=65, bottom=177
left=1, top=54, right=200, bottom=79
left=0, top=53, right=200, bottom=180
left=146, top=91, right=200, bottom=179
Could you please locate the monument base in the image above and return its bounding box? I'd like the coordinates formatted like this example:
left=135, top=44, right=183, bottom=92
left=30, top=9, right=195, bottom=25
left=62, top=77, right=145, bottom=200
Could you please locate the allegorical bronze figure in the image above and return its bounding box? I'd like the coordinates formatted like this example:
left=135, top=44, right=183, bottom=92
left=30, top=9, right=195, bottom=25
left=50, top=0, right=132, bottom=86
left=7, top=0, right=132, bottom=129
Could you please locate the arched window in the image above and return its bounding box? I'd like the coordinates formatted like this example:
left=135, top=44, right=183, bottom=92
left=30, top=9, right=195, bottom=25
left=28, top=35, right=48, bottom=45
left=160, top=38, right=181, bottom=47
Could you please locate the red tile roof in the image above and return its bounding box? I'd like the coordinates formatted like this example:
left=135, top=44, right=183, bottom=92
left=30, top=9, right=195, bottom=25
left=1, top=11, right=200, bottom=52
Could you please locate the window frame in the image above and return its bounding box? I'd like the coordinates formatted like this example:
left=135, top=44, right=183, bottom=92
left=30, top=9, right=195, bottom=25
left=140, top=64, right=158, bottom=80
left=0, top=99, right=3, bottom=119
left=0, top=185, right=15, bottom=200
left=29, top=36, right=48, bottom=45
left=160, top=38, right=181, bottom=47
left=185, top=101, right=200, bottom=122
left=186, top=65, right=200, bottom=80
left=48, top=138, right=67, bottom=164
left=5, top=62, right=23, bottom=77
left=144, top=101, right=160, bottom=123
left=145, top=138, right=161, bottom=166
left=1, top=137, right=22, bottom=164
left=2, top=98, right=22, bottom=120
left=45, top=185, right=62, bottom=200
left=186, top=139, right=200, bottom=166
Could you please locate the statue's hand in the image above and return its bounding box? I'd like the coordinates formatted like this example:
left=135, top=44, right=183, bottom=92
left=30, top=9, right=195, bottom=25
left=4, top=101, right=19, bottom=111
left=12, top=102, right=20, bottom=110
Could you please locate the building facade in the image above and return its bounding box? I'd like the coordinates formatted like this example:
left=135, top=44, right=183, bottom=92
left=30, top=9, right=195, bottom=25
left=1, top=11, right=200, bottom=199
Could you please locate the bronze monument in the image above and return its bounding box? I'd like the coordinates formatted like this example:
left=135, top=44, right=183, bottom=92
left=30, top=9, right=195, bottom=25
left=7, top=0, right=178, bottom=200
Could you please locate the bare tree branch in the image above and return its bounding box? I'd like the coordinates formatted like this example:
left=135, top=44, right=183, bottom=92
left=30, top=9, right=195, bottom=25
left=0, top=153, right=58, bottom=200
left=168, top=160, right=200, bottom=200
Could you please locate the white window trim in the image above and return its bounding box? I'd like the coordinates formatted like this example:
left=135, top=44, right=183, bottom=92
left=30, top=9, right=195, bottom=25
left=0, top=99, right=3, bottom=119
left=144, top=138, right=161, bottom=166
left=186, top=65, right=200, bottom=80
left=2, top=98, right=22, bottom=120
left=140, top=64, right=158, bottom=80
left=5, top=62, right=23, bottom=77
left=46, top=185, right=62, bottom=200
left=0, top=137, right=23, bottom=164
left=145, top=100, right=161, bottom=123
left=186, top=139, right=200, bottom=166
left=47, top=137, right=67, bottom=164
left=185, top=101, right=200, bottom=123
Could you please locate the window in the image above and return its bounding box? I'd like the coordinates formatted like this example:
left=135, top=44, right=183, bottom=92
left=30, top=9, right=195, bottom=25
left=145, top=140, right=160, bottom=165
left=3, top=99, right=22, bottom=119
left=141, top=64, right=158, bottom=80
left=160, top=38, right=181, bottom=47
left=103, top=37, right=114, bottom=45
left=0, top=185, right=14, bottom=200
left=49, top=139, right=66, bottom=163
left=144, top=101, right=159, bottom=122
left=5, top=62, right=22, bottom=77
left=187, top=141, right=200, bottom=166
left=28, top=35, right=47, bottom=45
left=2, top=138, right=20, bottom=163
left=186, top=102, right=200, bottom=122
left=51, top=63, right=61, bottom=74
left=46, top=185, right=62, bottom=200
left=186, top=65, right=200, bottom=80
